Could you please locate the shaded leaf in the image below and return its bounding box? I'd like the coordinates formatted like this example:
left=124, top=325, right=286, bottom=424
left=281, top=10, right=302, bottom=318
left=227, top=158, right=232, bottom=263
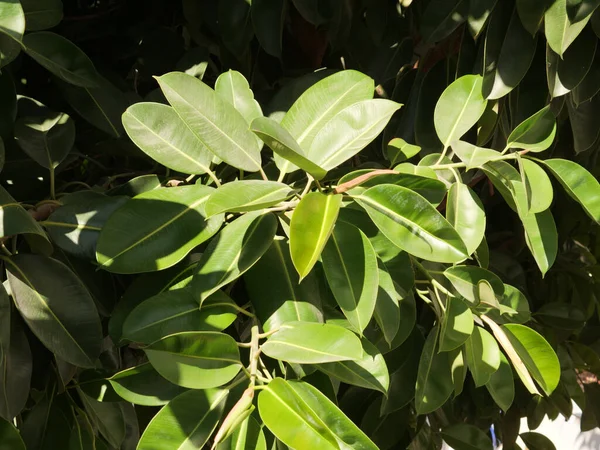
left=446, top=182, right=486, bottom=255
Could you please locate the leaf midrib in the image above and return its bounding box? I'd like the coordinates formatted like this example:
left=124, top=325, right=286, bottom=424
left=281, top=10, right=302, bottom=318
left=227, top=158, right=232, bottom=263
left=177, top=390, right=227, bottom=450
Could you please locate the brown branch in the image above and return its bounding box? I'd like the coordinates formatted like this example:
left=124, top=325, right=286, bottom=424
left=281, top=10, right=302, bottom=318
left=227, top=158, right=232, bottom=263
left=333, top=169, right=397, bottom=194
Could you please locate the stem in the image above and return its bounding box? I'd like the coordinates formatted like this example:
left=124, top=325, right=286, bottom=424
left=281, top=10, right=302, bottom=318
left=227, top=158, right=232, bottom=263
left=206, top=169, right=222, bottom=187
left=249, top=325, right=260, bottom=387
left=410, top=256, right=433, bottom=281
left=185, top=174, right=196, bottom=184
left=277, top=170, right=286, bottom=183
left=49, top=167, right=56, bottom=200
left=239, top=169, right=244, bottom=180
left=259, top=167, right=269, bottom=181
left=263, top=199, right=299, bottom=213
left=301, top=175, right=314, bottom=197
left=0, top=243, right=12, bottom=256
left=333, top=169, right=397, bottom=194
left=434, top=145, right=449, bottom=166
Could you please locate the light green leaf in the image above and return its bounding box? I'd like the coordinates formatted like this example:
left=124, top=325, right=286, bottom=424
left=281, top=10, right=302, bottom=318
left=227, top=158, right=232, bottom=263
left=481, top=160, right=528, bottom=213
left=215, top=70, right=263, bottom=126
left=507, top=105, right=556, bottom=152
left=0, top=418, right=25, bottom=450
left=122, top=102, right=213, bottom=174
left=0, top=0, right=25, bottom=43
left=545, top=0, right=592, bottom=56
left=258, top=378, right=378, bottom=450
left=486, top=353, right=515, bottom=412
left=21, top=0, right=63, bottom=31
left=138, top=389, right=228, bottom=450
left=144, top=331, right=242, bottom=389
left=261, top=321, right=363, bottom=364
left=192, top=211, right=277, bottom=303
left=157, top=72, right=261, bottom=172
left=452, top=140, right=505, bottom=170
left=5, top=254, right=101, bottom=368
left=290, top=192, right=342, bottom=279
left=503, top=323, right=560, bottom=395
left=522, top=209, right=558, bottom=276
left=217, top=416, right=267, bottom=450
left=354, top=184, right=468, bottom=263
left=322, top=221, right=378, bottom=334
left=308, top=99, right=401, bottom=170
left=386, top=138, right=421, bottom=166
left=205, top=180, right=294, bottom=217
left=444, top=265, right=504, bottom=305
left=441, top=424, right=493, bottom=450
left=97, top=185, right=223, bottom=274
left=23, top=32, right=100, bottom=87
left=373, top=260, right=401, bottom=346
left=109, top=362, right=187, bottom=406
left=439, top=297, right=474, bottom=352
left=122, top=289, right=238, bottom=344
left=434, top=75, right=488, bottom=148
left=446, top=182, right=486, bottom=255
left=318, top=337, right=389, bottom=394
left=541, top=158, right=600, bottom=223
left=251, top=117, right=327, bottom=180
left=522, top=158, right=553, bottom=213
left=465, top=326, right=501, bottom=387
left=450, top=347, right=467, bottom=396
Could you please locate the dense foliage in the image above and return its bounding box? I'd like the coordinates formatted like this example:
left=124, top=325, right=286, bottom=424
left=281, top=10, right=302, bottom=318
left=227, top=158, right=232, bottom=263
left=1, top=0, right=600, bottom=449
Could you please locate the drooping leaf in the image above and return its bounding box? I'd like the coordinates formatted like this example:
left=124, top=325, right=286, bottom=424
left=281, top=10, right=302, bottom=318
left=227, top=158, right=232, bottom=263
left=251, top=0, right=286, bottom=58
left=290, top=192, right=342, bottom=279
left=97, top=185, right=223, bottom=274
left=373, top=260, right=401, bottom=346
left=443, top=265, right=504, bottom=305
left=261, top=321, right=363, bottom=364
left=516, top=0, right=552, bottom=35
left=20, top=0, right=63, bottom=31
left=205, top=180, right=294, bottom=217
left=441, top=424, right=493, bottom=450
left=157, top=72, right=262, bottom=171
left=507, top=105, right=556, bottom=151
left=520, top=432, right=557, bottom=450
left=144, top=331, right=242, bottom=389
left=521, top=208, right=558, bottom=276
left=122, top=102, right=213, bottom=174
left=215, top=70, right=263, bottom=127
left=420, top=0, right=468, bottom=43
left=452, top=140, right=505, bottom=170
left=465, top=326, right=501, bottom=387
left=0, top=0, right=25, bottom=45
left=522, top=158, right=553, bottom=213
left=0, top=418, right=25, bottom=450
left=545, top=0, right=592, bottom=56
left=137, top=389, right=228, bottom=450
left=217, top=415, right=267, bottom=450
left=354, top=184, right=468, bottom=263
left=486, top=352, right=515, bottom=412
left=5, top=254, right=102, bottom=368
left=192, top=211, right=277, bottom=302
left=446, top=182, right=486, bottom=255
left=258, top=378, right=378, bottom=450
left=439, top=296, right=474, bottom=352
left=23, top=32, right=100, bottom=87
left=78, top=390, right=125, bottom=448
left=468, top=0, right=498, bottom=38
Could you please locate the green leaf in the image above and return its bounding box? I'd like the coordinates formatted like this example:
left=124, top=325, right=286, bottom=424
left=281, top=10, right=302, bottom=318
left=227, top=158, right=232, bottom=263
left=123, top=289, right=238, bottom=344
left=439, top=297, right=474, bottom=352
left=555, top=27, right=597, bottom=94
left=545, top=0, right=592, bottom=56
left=157, top=72, right=262, bottom=172
left=215, top=70, right=263, bottom=126
left=450, top=347, right=467, bottom=396
left=354, top=184, right=468, bottom=263
left=96, top=185, right=223, bottom=274
left=21, top=0, right=63, bottom=31
left=520, top=432, right=557, bottom=450
left=192, top=211, right=277, bottom=302
left=122, top=102, right=213, bottom=174
left=68, top=415, right=95, bottom=450
left=420, top=0, right=468, bottom=43
left=290, top=192, right=342, bottom=279
left=0, top=32, right=21, bottom=69
left=503, top=323, right=560, bottom=395
left=468, top=0, right=498, bottom=38
left=373, top=260, right=402, bottom=346
left=205, top=180, right=294, bottom=217
left=5, top=254, right=102, bottom=368
left=251, top=0, right=285, bottom=58
left=486, top=352, right=515, bottom=412
left=217, top=415, right=267, bottom=450
left=481, top=160, right=528, bottom=214
left=521, top=209, right=558, bottom=276
left=138, top=389, right=228, bottom=450
left=446, top=182, right=486, bottom=255
left=261, top=321, right=363, bottom=364
left=0, top=418, right=25, bottom=450
left=245, top=238, right=323, bottom=332
left=536, top=302, right=586, bottom=329
left=15, top=111, right=74, bottom=169
left=452, top=140, right=505, bottom=170
left=522, top=159, right=553, bottom=213
left=258, top=378, right=378, bottom=450
left=516, top=0, right=551, bottom=35
left=386, top=138, right=421, bottom=166
left=144, top=331, right=242, bottom=389
left=78, top=390, right=125, bottom=448
left=308, top=99, right=401, bottom=170
left=318, top=337, right=389, bottom=394
left=45, top=191, right=128, bottom=260
left=465, top=326, right=501, bottom=387
left=23, top=32, right=100, bottom=87
left=415, top=327, right=454, bottom=415
left=0, top=0, right=24, bottom=65
left=506, top=105, right=556, bottom=152
left=541, top=158, right=600, bottom=223
left=434, top=75, right=488, bottom=148
left=250, top=117, right=327, bottom=180
left=443, top=265, right=504, bottom=305
left=441, top=424, right=493, bottom=450
left=321, top=221, right=378, bottom=334
left=108, top=362, right=187, bottom=406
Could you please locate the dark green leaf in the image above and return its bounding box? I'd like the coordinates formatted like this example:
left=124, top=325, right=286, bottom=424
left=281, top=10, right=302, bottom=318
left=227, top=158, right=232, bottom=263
left=439, top=296, right=474, bottom=352
left=0, top=417, right=25, bottom=450
left=21, top=0, right=63, bottom=31
left=251, top=0, right=286, bottom=58
left=441, top=424, right=493, bottom=450
left=205, top=180, right=294, bottom=216
left=420, top=0, right=468, bottom=43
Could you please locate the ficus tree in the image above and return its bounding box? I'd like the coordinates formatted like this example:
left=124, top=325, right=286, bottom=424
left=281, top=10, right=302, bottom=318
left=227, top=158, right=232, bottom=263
left=0, top=0, right=600, bottom=449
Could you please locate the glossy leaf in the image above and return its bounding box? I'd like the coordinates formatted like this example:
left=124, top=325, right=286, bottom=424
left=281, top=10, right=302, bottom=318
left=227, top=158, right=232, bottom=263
left=522, top=209, right=558, bottom=275
left=258, top=378, right=378, bottom=450
left=452, top=140, right=505, bottom=170
left=506, top=105, right=556, bottom=152
left=441, top=424, right=493, bottom=450
left=5, top=254, right=102, bottom=368
left=144, top=331, right=242, bottom=389
left=465, top=326, right=501, bottom=387
left=215, top=70, right=263, bottom=127
left=468, top=0, right=498, bottom=38
left=290, top=192, right=342, bottom=279
left=261, top=321, right=363, bottom=364
left=138, top=389, right=228, bottom=450
left=443, top=265, right=504, bottom=305
left=0, top=418, right=25, bottom=450
left=420, top=0, right=468, bottom=43
left=386, top=138, right=421, bottom=166
left=541, top=158, right=600, bottom=223
left=122, top=102, right=213, bottom=174
left=545, top=0, right=592, bottom=56
left=434, top=75, right=488, bottom=148
left=0, top=0, right=25, bottom=44
left=373, top=260, right=401, bottom=346
left=251, top=0, right=285, bottom=58
left=157, top=72, right=262, bottom=171
left=486, top=353, right=515, bottom=412
left=217, top=416, right=267, bottom=450
left=446, top=182, right=486, bottom=255
left=97, top=185, right=223, bottom=274
left=522, top=158, right=553, bottom=213
left=520, top=432, right=557, bottom=450
left=439, top=297, right=474, bottom=352
left=516, top=0, right=550, bottom=35
left=354, top=184, right=468, bottom=263
left=321, top=221, right=378, bottom=334
left=205, top=180, right=294, bottom=217
left=192, top=211, right=277, bottom=302
left=23, top=32, right=100, bottom=87
left=21, top=0, right=63, bottom=31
